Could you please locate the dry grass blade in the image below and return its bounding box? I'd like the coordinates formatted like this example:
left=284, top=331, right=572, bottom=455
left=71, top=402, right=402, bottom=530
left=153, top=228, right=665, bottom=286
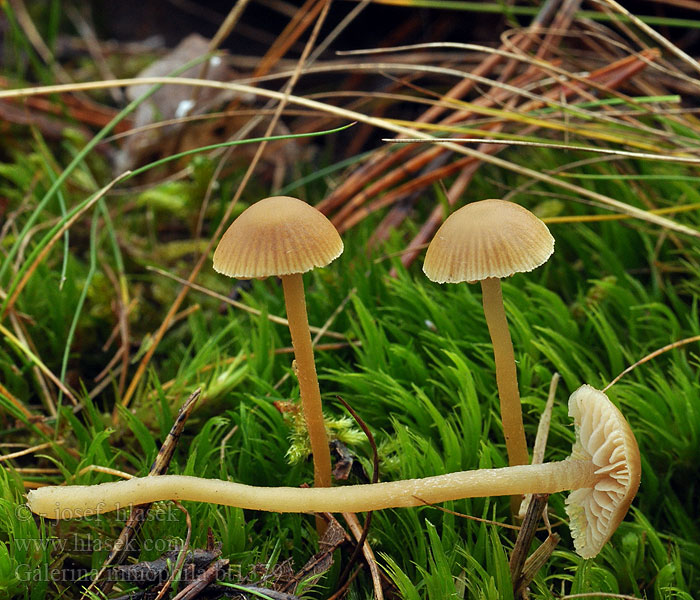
left=532, top=374, right=559, bottom=467
left=412, top=497, right=522, bottom=531
left=196, top=0, right=252, bottom=87
left=146, top=266, right=346, bottom=340
left=0, top=77, right=696, bottom=236
left=102, top=262, right=131, bottom=399
left=2, top=171, right=131, bottom=319
left=0, top=379, right=53, bottom=436
left=150, top=389, right=202, bottom=473
left=65, top=5, right=123, bottom=103
left=308, top=0, right=372, bottom=63
left=75, top=465, right=134, bottom=480
left=240, top=60, right=676, bottom=151
left=13, top=468, right=60, bottom=474
left=0, top=322, right=79, bottom=407
left=604, top=335, right=700, bottom=392
left=0, top=441, right=58, bottom=462
left=87, top=305, right=201, bottom=400
left=543, top=202, right=700, bottom=224
left=341, top=512, right=384, bottom=600
left=382, top=137, right=700, bottom=165
left=9, top=0, right=73, bottom=86
left=340, top=40, right=672, bottom=124
left=599, top=0, right=700, bottom=77
left=21, top=480, right=50, bottom=489
left=239, top=61, right=612, bottom=116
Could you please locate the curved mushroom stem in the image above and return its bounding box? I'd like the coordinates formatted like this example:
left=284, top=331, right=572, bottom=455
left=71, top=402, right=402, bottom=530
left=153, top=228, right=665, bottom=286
left=480, top=277, right=529, bottom=468
left=27, top=459, right=598, bottom=519
left=281, top=273, right=332, bottom=490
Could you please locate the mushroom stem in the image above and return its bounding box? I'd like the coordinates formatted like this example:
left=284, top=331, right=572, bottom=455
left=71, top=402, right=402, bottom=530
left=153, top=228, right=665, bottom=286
left=480, top=277, right=529, bottom=469
left=27, top=459, right=598, bottom=519
left=281, top=272, right=332, bottom=490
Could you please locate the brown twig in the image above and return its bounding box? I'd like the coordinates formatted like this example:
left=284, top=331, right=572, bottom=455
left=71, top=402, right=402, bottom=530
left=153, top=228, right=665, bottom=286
left=335, top=396, right=381, bottom=597
left=510, top=494, right=549, bottom=595
left=171, top=558, right=230, bottom=600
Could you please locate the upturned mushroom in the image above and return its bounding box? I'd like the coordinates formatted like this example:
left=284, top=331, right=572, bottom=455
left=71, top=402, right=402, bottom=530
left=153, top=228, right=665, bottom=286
left=423, top=199, right=555, bottom=471
left=28, top=384, right=640, bottom=559
left=212, top=196, right=343, bottom=490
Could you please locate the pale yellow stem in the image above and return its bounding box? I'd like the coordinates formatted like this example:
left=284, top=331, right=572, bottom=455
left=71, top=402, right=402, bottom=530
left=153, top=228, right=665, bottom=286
left=480, top=277, right=529, bottom=468
left=27, top=459, right=598, bottom=519
left=281, top=273, right=332, bottom=489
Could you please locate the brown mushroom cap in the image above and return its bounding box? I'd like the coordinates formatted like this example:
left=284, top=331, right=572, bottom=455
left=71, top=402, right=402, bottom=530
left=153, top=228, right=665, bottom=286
left=566, top=385, right=641, bottom=559
left=213, top=196, right=343, bottom=278
left=423, top=199, right=554, bottom=283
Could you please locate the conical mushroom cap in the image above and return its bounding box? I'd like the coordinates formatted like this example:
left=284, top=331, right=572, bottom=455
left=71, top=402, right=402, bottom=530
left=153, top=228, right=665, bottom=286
left=423, top=199, right=554, bottom=283
left=566, top=385, right=641, bottom=559
left=213, top=196, right=343, bottom=278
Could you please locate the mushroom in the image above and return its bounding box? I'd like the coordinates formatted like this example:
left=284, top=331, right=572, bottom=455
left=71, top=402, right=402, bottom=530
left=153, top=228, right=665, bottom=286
left=212, top=196, right=343, bottom=490
left=423, top=199, right=555, bottom=470
left=28, top=384, right=640, bottom=559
